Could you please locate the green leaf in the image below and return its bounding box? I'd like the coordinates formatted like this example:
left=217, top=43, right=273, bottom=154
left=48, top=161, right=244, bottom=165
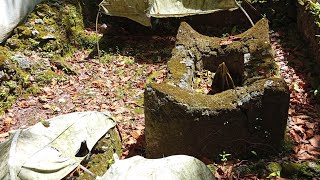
left=251, top=150, right=257, bottom=156
left=267, top=171, right=281, bottom=178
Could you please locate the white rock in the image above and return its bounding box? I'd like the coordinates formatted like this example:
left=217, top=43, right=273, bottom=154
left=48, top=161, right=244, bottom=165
left=97, top=155, right=215, bottom=180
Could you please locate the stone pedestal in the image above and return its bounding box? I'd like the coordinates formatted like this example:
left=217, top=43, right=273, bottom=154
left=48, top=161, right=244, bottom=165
left=145, top=19, right=290, bottom=159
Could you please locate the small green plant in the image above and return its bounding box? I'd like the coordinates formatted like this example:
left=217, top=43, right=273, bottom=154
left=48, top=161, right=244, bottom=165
left=309, top=1, right=320, bottom=16
left=219, top=151, right=231, bottom=162
left=267, top=162, right=281, bottom=178
left=267, top=171, right=281, bottom=178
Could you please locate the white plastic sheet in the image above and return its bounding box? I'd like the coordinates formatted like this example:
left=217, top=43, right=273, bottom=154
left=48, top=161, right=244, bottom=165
left=0, top=111, right=116, bottom=180
left=99, top=0, right=238, bottom=26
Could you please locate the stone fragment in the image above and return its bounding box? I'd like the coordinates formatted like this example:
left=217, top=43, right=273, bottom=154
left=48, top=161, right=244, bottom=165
left=209, top=62, right=235, bottom=94
left=34, top=18, right=44, bottom=24
left=11, top=55, right=31, bottom=70
left=41, top=34, right=56, bottom=40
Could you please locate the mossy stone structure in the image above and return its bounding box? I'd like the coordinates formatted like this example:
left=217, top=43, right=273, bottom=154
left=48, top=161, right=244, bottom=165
left=145, top=18, right=290, bottom=158
left=297, top=0, right=320, bottom=64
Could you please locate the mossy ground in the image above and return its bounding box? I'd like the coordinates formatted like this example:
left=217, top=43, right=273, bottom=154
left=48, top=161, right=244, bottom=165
left=0, top=0, right=99, bottom=114
left=234, top=160, right=320, bottom=178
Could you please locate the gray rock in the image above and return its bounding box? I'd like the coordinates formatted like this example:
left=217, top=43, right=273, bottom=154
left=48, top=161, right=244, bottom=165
left=32, top=30, right=39, bottom=36
left=34, top=18, right=44, bottom=24
left=11, top=55, right=31, bottom=70
left=41, top=34, right=56, bottom=40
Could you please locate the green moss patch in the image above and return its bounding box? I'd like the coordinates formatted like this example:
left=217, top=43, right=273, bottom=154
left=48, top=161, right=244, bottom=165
left=78, top=128, right=122, bottom=179
left=166, top=19, right=277, bottom=90
left=0, top=0, right=101, bottom=113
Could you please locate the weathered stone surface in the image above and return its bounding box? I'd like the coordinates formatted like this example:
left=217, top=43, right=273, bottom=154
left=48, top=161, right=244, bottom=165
left=145, top=78, right=289, bottom=158
left=297, top=1, right=320, bottom=64
left=145, top=19, right=289, bottom=159
left=167, top=18, right=276, bottom=90
left=11, top=55, right=31, bottom=70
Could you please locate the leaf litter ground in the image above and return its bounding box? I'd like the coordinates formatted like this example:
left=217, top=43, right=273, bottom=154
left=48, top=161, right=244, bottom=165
left=0, top=26, right=319, bottom=178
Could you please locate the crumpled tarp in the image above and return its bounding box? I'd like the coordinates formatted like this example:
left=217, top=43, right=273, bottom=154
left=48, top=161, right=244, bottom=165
left=0, top=0, right=43, bottom=43
left=97, top=155, right=215, bottom=180
left=99, top=0, right=238, bottom=26
left=0, top=111, right=116, bottom=180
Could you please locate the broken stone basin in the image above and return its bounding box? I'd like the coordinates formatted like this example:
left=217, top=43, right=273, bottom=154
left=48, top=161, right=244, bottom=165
left=145, top=18, right=290, bottom=159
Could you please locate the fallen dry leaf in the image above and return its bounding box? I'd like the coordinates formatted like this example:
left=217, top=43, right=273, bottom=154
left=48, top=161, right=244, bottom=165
left=4, top=117, right=14, bottom=126
left=305, top=122, right=316, bottom=129
left=126, top=137, right=137, bottom=145
left=309, top=135, right=320, bottom=148
left=0, top=132, right=9, bottom=138
left=290, top=129, right=302, bottom=143
left=305, top=129, right=314, bottom=139
left=131, top=130, right=142, bottom=139
left=291, top=116, right=307, bottom=125
left=295, top=151, right=315, bottom=160
left=294, top=115, right=310, bottom=119
left=219, top=40, right=233, bottom=46
left=92, top=80, right=105, bottom=88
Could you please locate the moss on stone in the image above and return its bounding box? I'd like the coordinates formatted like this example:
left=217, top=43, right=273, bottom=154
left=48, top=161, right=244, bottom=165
left=150, top=82, right=237, bottom=110
left=4, top=0, right=98, bottom=53
left=267, top=162, right=282, bottom=174
left=0, top=46, right=10, bottom=67
left=281, top=161, right=320, bottom=178
left=0, top=95, right=16, bottom=115
left=235, top=160, right=268, bottom=177
left=51, top=56, right=78, bottom=75
left=0, top=0, right=101, bottom=113
left=78, top=128, right=122, bottom=179
left=25, top=85, right=42, bottom=96
left=166, top=55, right=188, bottom=84
left=165, top=18, right=276, bottom=91
left=150, top=77, right=286, bottom=111
left=61, top=0, right=98, bottom=49
left=35, top=69, right=61, bottom=85
left=145, top=76, right=289, bottom=158
left=235, top=160, right=320, bottom=178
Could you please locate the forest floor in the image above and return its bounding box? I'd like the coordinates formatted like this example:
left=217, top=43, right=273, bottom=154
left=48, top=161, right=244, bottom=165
left=0, top=24, right=319, bottom=178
